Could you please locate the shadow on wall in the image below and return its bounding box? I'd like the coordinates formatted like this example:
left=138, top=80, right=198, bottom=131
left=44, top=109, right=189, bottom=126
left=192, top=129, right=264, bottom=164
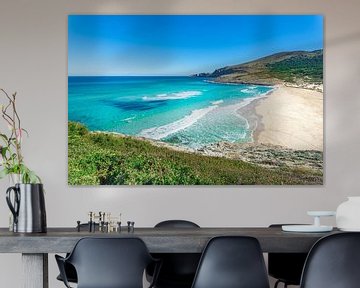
left=92, top=0, right=181, bottom=14
left=324, top=29, right=360, bottom=195
left=327, top=31, right=360, bottom=46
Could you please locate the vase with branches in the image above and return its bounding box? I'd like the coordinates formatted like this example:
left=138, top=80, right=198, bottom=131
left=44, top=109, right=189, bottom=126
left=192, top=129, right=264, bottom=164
left=0, top=88, right=40, bottom=184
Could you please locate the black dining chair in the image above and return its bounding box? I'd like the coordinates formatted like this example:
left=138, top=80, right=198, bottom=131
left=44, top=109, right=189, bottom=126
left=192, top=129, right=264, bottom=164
left=191, top=236, right=270, bottom=288
left=56, top=223, right=99, bottom=284
left=268, top=224, right=308, bottom=288
left=147, top=220, right=201, bottom=288
left=55, top=237, right=161, bottom=288
left=56, top=262, right=77, bottom=284
left=300, top=232, right=360, bottom=288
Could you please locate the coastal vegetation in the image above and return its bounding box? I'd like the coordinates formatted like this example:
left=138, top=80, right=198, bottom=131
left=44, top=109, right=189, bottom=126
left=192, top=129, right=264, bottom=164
left=68, top=122, right=323, bottom=185
left=194, top=49, right=323, bottom=87
left=266, top=51, right=323, bottom=84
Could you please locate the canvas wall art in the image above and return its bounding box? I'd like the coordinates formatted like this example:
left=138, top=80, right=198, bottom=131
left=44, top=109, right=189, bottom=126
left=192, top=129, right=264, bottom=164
left=68, top=15, right=323, bottom=185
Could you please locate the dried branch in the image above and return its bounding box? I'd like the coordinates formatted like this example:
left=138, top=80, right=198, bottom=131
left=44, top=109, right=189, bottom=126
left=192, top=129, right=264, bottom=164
left=0, top=88, right=40, bottom=183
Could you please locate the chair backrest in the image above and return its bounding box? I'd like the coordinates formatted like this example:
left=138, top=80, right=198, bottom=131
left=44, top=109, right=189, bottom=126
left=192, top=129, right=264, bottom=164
left=67, top=237, right=154, bottom=288
left=155, top=220, right=200, bottom=228
left=191, top=236, right=270, bottom=288
left=300, top=232, right=360, bottom=288
left=152, top=220, right=201, bottom=283
left=268, top=224, right=308, bottom=285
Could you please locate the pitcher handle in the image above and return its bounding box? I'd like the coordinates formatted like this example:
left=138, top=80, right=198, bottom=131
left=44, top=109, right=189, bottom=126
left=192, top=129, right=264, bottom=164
left=6, top=186, right=20, bottom=224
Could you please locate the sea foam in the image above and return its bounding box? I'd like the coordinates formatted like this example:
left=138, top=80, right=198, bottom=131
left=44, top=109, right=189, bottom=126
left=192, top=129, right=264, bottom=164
left=142, top=90, right=202, bottom=101
left=138, top=93, right=264, bottom=141
left=122, top=116, right=136, bottom=122
left=240, top=88, right=255, bottom=94
left=139, top=104, right=218, bottom=140
left=211, top=100, right=224, bottom=105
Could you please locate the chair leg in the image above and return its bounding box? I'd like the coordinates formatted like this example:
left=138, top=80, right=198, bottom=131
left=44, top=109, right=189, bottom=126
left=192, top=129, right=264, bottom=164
left=274, top=280, right=281, bottom=288
left=274, top=280, right=290, bottom=288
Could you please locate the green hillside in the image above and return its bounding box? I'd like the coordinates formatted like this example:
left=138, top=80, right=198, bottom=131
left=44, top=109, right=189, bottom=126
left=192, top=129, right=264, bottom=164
left=193, top=50, right=323, bottom=86
left=68, top=122, right=322, bottom=185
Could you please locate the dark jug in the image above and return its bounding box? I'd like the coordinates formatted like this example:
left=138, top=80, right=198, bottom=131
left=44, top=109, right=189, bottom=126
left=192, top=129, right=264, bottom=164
left=6, top=183, right=47, bottom=233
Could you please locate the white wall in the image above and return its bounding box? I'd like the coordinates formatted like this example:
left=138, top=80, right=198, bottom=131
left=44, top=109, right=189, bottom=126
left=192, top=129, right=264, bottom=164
left=1, top=0, right=360, bottom=287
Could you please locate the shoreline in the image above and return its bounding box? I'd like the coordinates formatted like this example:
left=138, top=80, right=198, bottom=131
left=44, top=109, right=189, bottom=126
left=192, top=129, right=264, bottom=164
left=83, top=78, right=322, bottom=153
left=82, top=83, right=323, bottom=170
left=251, top=85, right=323, bottom=151
left=199, top=80, right=323, bottom=151
left=235, top=86, right=278, bottom=143
left=90, top=127, right=322, bottom=172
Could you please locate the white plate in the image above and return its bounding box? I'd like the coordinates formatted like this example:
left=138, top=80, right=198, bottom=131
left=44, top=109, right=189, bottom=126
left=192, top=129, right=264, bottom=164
left=282, top=225, right=333, bottom=232
left=338, top=227, right=360, bottom=232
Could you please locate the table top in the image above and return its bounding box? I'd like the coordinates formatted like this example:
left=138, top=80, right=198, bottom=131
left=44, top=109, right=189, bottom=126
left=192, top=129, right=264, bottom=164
left=0, top=227, right=339, bottom=254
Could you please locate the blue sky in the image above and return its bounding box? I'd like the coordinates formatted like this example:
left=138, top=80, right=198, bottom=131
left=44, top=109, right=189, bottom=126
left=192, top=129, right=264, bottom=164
left=68, top=15, right=323, bottom=76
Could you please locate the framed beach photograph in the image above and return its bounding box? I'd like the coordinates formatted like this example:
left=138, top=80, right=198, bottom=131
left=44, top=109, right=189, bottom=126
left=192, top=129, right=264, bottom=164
left=68, top=15, right=323, bottom=185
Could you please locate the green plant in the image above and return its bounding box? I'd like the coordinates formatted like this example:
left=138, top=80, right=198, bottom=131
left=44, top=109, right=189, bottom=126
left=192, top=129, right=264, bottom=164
left=0, top=88, right=41, bottom=183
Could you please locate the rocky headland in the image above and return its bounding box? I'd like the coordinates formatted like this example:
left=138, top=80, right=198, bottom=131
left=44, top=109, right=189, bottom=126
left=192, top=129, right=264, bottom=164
left=193, top=49, right=323, bottom=92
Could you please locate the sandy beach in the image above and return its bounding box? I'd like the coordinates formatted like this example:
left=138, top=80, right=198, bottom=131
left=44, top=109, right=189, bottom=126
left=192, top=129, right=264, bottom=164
left=254, top=85, right=323, bottom=151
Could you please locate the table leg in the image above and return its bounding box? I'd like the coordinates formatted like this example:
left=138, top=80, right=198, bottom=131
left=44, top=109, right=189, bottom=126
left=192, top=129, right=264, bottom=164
left=22, top=253, right=48, bottom=288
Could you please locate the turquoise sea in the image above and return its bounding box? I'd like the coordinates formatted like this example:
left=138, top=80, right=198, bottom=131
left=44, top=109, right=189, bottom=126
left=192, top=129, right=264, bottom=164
left=68, top=76, right=273, bottom=149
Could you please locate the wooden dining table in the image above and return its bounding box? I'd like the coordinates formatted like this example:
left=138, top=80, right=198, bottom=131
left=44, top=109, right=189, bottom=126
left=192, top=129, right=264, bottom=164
left=0, top=226, right=339, bottom=288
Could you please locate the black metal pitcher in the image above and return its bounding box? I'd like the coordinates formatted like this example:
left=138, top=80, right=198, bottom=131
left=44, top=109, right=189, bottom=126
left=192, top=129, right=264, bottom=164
left=6, top=183, right=47, bottom=233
